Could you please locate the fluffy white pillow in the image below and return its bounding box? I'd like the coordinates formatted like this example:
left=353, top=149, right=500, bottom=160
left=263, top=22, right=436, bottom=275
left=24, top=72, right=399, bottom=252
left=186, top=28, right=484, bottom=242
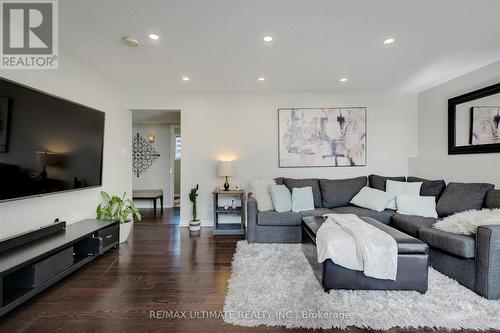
left=385, top=180, right=423, bottom=210
left=396, top=194, right=438, bottom=218
left=291, top=187, right=315, bottom=213
left=433, top=208, right=500, bottom=235
left=249, top=179, right=274, bottom=211
left=350, top=187, right=395, bottom=212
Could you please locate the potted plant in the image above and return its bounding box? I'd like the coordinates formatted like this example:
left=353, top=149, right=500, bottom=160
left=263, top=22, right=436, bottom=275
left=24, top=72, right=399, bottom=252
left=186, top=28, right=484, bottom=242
left=96, top=191, right=141, bottom=242
left=189, top=184, right=201, bottom=231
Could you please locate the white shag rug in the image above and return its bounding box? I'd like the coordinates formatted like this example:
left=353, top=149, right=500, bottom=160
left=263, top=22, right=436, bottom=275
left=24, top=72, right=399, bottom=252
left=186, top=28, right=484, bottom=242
left=223, top=241, right=500, bottom=330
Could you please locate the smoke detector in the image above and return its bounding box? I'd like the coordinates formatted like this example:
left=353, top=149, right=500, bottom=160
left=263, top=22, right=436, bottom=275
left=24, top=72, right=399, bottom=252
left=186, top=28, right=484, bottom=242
left=122, top=36, right=140, bottom=47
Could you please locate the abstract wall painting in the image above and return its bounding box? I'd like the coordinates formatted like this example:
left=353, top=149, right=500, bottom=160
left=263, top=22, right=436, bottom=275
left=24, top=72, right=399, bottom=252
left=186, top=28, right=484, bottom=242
left=470, top=107, right=500, bottom=145
left=278, top=107, right=366, bottom=167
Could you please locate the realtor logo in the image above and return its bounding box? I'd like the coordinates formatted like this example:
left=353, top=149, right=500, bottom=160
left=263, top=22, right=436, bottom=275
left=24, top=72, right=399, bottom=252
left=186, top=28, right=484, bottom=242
left=0, top=0, right=58, bottom=69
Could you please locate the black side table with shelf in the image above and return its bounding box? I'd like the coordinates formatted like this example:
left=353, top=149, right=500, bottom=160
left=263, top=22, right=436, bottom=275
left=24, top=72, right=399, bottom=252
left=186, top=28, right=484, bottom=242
left=212, top=190, right=245, bottom=236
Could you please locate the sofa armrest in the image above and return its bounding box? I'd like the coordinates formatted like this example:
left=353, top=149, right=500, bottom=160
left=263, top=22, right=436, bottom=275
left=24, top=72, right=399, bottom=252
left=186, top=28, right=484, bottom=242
left=247, top=195, right=258, bottom=243
left=475, top=225, right=500, bottom=299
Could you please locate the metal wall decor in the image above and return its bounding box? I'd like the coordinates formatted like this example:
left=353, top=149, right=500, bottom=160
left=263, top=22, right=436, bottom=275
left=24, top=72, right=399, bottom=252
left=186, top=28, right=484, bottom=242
left=132, top=133, right=160, bottom=177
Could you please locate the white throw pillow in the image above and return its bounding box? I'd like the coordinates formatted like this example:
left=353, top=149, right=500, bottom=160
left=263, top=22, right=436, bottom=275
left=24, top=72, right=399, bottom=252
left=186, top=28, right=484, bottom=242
left=350, top=187, right=395, bottom=212
left=433, top=208, right=500, bottom=235
left=249, top=179, right=274, bottom=211
left=268, top=184, right=292, bottom=212
left=385, top=180, right=423, bottom=210
left=291, top=187, right=315, bottom=213
left=396, top=194, right=438, bottom=218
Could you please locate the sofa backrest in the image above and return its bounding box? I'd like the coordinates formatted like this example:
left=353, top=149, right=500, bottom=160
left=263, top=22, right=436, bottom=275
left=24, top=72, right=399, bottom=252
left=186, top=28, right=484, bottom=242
left=281, top=178, right=322, bottom=208
left=485, top=190, right=500, bottom=209
left=368, top=174, right=406, bottom=191
left=407, top=176, right=447, bottom=200
left=319, top=176, right=367, bottom=208
left=436, top=182, right=495, bottom=217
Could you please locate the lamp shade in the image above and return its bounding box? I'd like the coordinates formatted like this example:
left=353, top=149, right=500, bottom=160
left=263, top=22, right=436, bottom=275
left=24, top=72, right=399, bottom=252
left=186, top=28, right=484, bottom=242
left=217, top=161, right=234, bottom=177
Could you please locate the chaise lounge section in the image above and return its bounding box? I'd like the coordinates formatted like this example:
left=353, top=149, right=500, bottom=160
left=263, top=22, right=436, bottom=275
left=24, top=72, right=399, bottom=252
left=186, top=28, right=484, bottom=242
left=246, top=175, right=500, bottom=299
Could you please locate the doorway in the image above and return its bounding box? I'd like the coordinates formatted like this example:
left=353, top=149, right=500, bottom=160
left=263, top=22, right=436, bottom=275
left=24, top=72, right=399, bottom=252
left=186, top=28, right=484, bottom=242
left=131, top=109, right=180, bottom=224
left=171, top=124, right=181, bottom=209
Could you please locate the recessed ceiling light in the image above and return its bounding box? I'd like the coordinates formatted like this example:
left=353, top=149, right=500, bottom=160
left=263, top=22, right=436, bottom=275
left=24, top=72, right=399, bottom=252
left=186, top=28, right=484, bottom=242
left=122, top=36, right=140, bottom=47
left=258, top=77, right=266, bottom=81
left=148, top=33, right=160, bottom=40
left=340, top=78, right=348, bottom=82
left=384, top=38, right=395, bottom=45
left=263, top=36, right=273, bottom=42
left=182, top=76, right=190, bottom=81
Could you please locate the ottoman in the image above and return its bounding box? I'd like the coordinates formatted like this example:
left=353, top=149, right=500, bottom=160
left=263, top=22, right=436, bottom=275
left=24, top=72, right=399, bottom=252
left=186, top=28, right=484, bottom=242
left=302, top=216, right=429, bottom=293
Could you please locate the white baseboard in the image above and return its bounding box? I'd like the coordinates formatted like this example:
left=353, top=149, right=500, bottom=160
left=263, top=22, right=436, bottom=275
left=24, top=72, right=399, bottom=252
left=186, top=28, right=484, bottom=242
left=135, top=204, right=174, bottom=209
left=179, top=219, right=213, bottom=227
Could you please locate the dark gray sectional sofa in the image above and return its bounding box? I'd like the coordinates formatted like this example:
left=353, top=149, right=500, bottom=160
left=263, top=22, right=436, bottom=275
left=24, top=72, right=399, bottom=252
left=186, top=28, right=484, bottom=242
left=246, top=175, right=500, bottom=300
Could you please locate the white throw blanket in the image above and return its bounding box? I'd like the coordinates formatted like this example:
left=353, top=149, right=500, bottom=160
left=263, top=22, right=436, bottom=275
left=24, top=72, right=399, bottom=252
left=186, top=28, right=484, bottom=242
left=316, top=214, right=398, bottom=280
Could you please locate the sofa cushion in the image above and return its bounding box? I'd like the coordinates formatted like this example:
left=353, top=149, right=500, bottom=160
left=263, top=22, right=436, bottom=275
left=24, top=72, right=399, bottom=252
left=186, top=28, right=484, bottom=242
left=268, top=184, right=292, bottom=212
left=291, top=187, right=315, bottom=213
left=299, top=208, right=333, bottom=218
left=330, top=205, right=396, bottom=224
left=391, top=214, right=437, bottom=238
left=485, top=190, right=500, bottom=209
left=283, top=178, right=322, bottom=208
left=407, top=176, right=447, bottom=200
left=419, top=227, right=475, bottom=259
left=319, top=176, right=367, bottom=208
left=368, top=174, right=406, bottom=191
left=436, top=182, right=495, bottom=217
left=274, top=177, right=284, bottom=185
left=249, top=179, right=275, bottom=211
left=257, top=211, right=302, bottom=226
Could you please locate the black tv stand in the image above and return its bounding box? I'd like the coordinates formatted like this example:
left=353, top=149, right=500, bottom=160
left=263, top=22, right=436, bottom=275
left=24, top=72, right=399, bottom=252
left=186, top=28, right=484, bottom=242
left=0, top=219, right=119, bottom=317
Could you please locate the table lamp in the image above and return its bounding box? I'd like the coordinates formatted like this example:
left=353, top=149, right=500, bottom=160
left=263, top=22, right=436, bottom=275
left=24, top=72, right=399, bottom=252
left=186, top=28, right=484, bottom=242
left=217, top=161, right=234, bottom=191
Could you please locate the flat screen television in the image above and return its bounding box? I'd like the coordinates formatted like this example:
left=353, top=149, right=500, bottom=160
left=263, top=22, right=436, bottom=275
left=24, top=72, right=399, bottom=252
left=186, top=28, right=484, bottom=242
left=0, top=78, right=105, bottom=202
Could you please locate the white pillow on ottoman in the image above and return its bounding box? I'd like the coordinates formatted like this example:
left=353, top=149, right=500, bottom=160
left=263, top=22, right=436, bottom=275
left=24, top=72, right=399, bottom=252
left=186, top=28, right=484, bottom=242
left=396, top=194, right=438, bottom=218
left=249, top=179, right=274, bottom=211
left=350, top=187, right=395, bottom=212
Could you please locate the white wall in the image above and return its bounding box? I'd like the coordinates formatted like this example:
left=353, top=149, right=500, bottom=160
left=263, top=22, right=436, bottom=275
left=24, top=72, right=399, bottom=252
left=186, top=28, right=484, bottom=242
left=410, top=60, right=500, bottom=187
left=0, top=52, right=131, bottom=238
left=128, top=92, right=418, bottom=226
left=132, top=123, right=172, bottom=208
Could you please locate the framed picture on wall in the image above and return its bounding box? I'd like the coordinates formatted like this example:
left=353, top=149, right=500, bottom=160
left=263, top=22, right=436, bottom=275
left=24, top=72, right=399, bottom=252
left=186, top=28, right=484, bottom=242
left=469, top=106, right=500, bottom=145
left=278, top=107, right=367, bottom=167
left=0, top=97, right=10, bottom=153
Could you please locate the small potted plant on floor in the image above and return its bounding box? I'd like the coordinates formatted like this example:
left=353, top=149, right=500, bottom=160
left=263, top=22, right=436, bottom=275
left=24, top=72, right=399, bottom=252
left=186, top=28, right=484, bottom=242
left=96, top=191, right=141, bottom=242
left=189, top=184, right=201, bottom=231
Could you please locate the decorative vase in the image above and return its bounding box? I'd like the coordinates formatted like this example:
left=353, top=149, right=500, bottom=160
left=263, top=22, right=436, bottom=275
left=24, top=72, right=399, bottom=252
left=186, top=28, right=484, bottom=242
left=119, top=220, right=133, bottom=243
left=189, top=220, right=201, bottom=231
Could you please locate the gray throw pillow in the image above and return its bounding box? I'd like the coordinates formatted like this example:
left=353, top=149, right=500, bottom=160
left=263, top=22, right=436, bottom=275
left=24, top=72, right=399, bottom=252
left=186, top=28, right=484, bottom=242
left=485, top=190, right=500, bottom=209
left=407, top=176, right=446, bottom=201
left=319, top=177, right=367, bottom=208
left=368, top=174, right=406, bottom=191
left=436, top=182, right=495, bottom=217
left=283, top=178, right=322, bottom=208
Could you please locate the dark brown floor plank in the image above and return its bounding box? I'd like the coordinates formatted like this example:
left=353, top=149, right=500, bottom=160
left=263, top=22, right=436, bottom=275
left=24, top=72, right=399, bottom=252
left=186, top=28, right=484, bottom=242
left=0, top=216, right=494, bottom=333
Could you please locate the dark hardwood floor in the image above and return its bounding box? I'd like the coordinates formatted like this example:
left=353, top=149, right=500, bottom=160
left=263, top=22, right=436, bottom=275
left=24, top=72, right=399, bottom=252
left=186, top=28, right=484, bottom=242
left=136, top=207, right=180, bottom=224
left=0, top=214, right=490, bottom=333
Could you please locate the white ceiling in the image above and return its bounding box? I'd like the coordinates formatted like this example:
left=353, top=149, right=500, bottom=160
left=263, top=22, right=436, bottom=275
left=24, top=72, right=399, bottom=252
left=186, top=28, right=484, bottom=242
left=60, top=0, right=500, bottom=94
